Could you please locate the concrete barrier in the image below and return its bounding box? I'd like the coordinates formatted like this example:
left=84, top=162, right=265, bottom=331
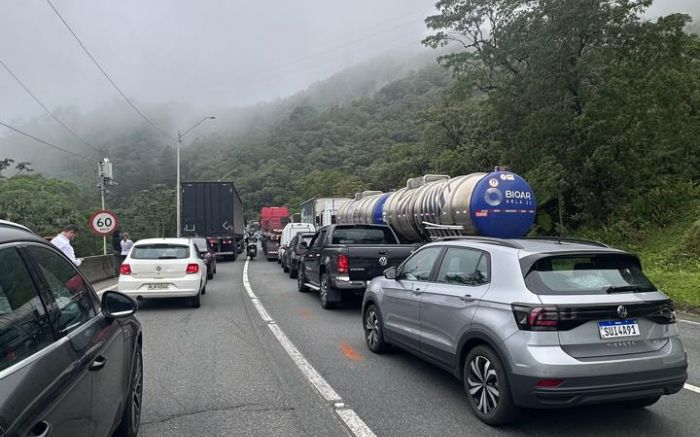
left=79, top=254, right=117, bottom=283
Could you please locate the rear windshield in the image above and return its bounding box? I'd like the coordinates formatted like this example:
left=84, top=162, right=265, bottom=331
left=331, top=227, right=397, bottom=245
left=131, top=244, right=190, bottom=260
left=523, top=254, right=656, bottom=295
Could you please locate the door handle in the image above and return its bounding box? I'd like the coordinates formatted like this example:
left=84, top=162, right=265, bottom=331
left=461, top=294, right=475, bottom=302
left=29, top=421, right=51, bottom=437
left=89, top=355, right=107, bottom=371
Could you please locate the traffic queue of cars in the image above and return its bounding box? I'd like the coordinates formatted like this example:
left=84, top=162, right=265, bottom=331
left=271, top=223, right=689, bottom=426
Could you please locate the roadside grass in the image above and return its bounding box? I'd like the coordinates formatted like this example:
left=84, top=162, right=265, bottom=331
left=576, top=203, right=700, bottom=314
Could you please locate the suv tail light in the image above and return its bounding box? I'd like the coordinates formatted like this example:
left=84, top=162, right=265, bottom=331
left=119, top=264, right=131, bottom=275
left=337, top=254, right=349, bottom=274
left=512, top=304, right=560, bottom=331
left=186, top=263, right=199, bottom=274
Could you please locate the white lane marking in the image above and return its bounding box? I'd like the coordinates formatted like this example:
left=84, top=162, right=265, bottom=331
left=267, top=323, right=342, bottom=402
left=679, top=319, right=700, bottom=326
left=243, top=259, right=377, bottom=437
left=685, top=384, right=700, bottom=394
left=251, top=298, right=273, bottom=323
left=336, top=409, right=377, bottom=437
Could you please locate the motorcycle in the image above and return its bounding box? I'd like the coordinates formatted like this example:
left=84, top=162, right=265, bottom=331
left=246, top=237, right=258, bottom=259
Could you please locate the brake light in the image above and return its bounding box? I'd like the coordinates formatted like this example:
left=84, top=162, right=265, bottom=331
left=186, top=263, right=199, bottom=274
left=119, top=264, right=131, bottom=275
left=337, top=254, right=349, bottom=274
left=512, top=304, right=559, bottom=330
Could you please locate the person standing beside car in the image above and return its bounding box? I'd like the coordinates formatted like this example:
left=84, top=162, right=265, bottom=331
left=50, top=224, right=82, bottom=266
left=112, top=227, right=122, bottom=275
left=120, top=232, right=134, bottom=261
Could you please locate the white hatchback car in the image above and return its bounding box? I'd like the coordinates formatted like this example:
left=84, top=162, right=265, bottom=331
left=118, top=238, right=207, bottom=308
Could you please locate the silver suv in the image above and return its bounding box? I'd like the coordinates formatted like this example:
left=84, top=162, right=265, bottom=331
left=362, top=237, right=687, bottom=426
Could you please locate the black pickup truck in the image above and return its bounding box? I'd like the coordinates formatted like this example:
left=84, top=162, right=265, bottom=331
left=297, top=224, right=416, bottom=309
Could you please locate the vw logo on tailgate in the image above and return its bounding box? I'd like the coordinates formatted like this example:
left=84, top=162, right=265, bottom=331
left=378, top=256, right=388, bottom=267
left=617, top=305, right=628, bottom=319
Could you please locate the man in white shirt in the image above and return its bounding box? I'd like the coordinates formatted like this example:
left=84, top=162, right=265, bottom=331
left=50, top=224, right=82, bottom=266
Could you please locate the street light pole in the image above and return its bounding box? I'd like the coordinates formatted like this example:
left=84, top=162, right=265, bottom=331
left=175, top=117, right=215, bottom=238
left=176, top=130, right=182, bottom=237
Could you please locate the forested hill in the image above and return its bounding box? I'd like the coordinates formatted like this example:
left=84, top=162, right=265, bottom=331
left=182, top=62, right=454, bottom=211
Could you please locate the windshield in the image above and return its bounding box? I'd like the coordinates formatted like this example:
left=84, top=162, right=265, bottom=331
left=331, top=227, right=397, bottom=245
left=131, top=244, right=190, bottom=260
left=524, top=254, right=656, bottom=295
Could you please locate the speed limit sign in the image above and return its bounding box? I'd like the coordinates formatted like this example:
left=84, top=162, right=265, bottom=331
left=89, top=210, right=119, bottom=236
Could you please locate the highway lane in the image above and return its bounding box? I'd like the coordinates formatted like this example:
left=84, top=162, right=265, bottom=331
left=129, top=260, right=351, bottom=437
left=247, top=257, right=700, bottom=437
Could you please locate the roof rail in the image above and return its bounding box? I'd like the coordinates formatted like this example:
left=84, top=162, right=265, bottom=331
left=431, top=235, right=524, bottom=249
left=521, top=236, right=609, bottom=248
left=0, top=220, right=33, bottom=233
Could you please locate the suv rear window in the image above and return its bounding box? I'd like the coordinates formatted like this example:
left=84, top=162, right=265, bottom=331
left=131, top=244, right=190, bottom=260
left=331, top=227, right=397, bottom=245
left=523, top=254, right=656, bottom=295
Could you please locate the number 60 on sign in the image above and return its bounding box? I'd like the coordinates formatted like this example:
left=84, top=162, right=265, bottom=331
left=89, top=210, right=119, bottom=235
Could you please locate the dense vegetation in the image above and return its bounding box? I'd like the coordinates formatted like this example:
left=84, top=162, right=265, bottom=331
left=1, top=1, right=698, bottom=308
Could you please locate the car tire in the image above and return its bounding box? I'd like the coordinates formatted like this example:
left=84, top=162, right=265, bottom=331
left=201, top=284, right=206, bottom=295
left=213, top=264, right=217, bottom=274
left=283, top=261, right=290, bottom=273
left=364, top=304, right=389, bottom=353
left=114, top=344, right=143, bottom=437
left=464, top=345, right=520, bottom=426
left=619, top=396, right=661, bottom=408
left=289, top=262, right=298, bottom=279
left=297, top=267, right=309, bottom=293
left=191, top=291, right=201, bottom=308
left=207, top=270, right=214, bottom=280
left=319, top=273, right=335, bottom=310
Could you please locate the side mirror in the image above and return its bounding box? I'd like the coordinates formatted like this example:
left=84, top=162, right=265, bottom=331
left=101, top=291, right=137, bottom=319
left=300, top=241, right=308, bottom=249
left=384, top=266, right=397, bottom=280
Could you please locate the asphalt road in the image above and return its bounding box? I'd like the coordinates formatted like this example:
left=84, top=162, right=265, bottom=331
left=94, top=259, right=699, bottom=436
left=245, top=258, right=700, bottom=437
left=120, top=260, right=351, bottom=437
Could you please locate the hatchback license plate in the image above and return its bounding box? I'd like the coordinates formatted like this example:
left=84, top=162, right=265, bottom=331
left=147, top=283, right=168, bottom=290
left=598, top=319, right=640, bottom=339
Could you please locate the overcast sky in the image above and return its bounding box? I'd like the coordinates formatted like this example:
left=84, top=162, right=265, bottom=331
left=1, top=0, right=698, bottom=124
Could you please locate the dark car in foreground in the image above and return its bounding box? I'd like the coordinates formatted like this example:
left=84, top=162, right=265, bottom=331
left=363, top=236, right=687, bottom=426
left=0, top=220, right=143, bottom=437
left=193, top=237, right=217, bottom=279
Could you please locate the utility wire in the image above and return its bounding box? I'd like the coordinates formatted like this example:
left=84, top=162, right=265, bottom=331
left=0, top=119, right=93, bottom=161
left=45, top=0, right=176, bottom=142
left=0, top=57, right=102, bottom=155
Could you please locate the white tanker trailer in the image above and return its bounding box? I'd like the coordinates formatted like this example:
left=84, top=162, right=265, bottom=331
left=336, top=169, right=536, bottom=243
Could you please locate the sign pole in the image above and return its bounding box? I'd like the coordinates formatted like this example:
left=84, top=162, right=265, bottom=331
left=100, top=174, right=107, bottom=255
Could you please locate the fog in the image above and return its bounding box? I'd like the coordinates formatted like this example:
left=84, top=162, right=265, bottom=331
left=1, top=0, right=434, bottom=122
left=1, top=0, right=698, bottom=161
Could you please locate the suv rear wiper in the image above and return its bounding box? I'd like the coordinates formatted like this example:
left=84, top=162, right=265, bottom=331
left=605, top=285, right=641, bottom=294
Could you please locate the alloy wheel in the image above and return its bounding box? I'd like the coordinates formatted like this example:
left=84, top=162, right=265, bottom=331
left=365, top=308, right=379, bottom=348
left=320, top=276, right=328, bottom=306
left=467, top=355, right=500, bottom=415
left=130, top=351, right=143, bottom=433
